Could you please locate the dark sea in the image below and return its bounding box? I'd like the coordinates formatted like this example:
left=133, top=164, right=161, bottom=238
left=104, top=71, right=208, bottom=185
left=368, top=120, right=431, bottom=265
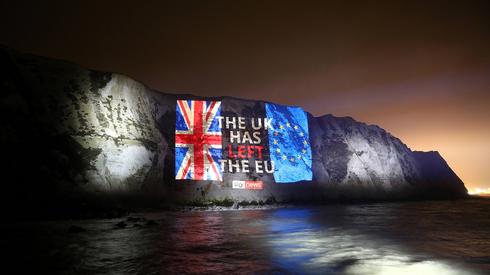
left=1, top=199, right=489, bottom=274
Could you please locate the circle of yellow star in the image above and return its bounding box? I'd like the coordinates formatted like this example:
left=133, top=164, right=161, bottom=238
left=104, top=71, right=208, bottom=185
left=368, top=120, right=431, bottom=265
left=290, top=157, right=295, bottom=162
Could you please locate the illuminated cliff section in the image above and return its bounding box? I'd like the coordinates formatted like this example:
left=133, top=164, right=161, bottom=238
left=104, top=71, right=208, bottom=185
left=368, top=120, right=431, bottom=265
left=0, top=46, right=468, bottom=207
left=67, top=74, right=162, bottom=192
left=0, top=47, right=163, bottom=194
left=310, top=114, right=421, bottom=198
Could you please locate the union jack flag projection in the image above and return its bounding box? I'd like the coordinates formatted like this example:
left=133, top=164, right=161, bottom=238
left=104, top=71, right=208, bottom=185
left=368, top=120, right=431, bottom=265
left=175, top=100, right=222, bottom=181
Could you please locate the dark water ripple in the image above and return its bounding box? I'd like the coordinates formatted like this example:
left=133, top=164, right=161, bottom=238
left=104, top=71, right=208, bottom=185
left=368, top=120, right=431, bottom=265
left=1, top=199, right=489, bottom=274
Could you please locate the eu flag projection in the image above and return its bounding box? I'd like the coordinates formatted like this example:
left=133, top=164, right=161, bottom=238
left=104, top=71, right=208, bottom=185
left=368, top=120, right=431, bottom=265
left=175, top=100, right=222, bottom=180
left=266, top=103, right=312, bottom=182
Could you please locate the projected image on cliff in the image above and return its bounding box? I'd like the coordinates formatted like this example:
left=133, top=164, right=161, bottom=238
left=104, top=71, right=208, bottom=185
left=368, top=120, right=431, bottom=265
left=175, top=99, right=312, bottom=185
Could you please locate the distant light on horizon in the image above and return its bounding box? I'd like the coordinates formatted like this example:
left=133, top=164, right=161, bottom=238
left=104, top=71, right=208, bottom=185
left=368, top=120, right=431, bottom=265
left=468, top=187, right=490, bottom=196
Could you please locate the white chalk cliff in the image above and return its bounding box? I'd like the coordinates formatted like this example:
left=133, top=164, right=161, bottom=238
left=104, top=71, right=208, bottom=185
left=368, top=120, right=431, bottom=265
left=0, top=46, right=467, bottom=212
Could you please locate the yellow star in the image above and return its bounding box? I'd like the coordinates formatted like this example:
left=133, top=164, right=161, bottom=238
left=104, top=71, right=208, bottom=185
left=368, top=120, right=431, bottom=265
left=273, top=139, right=278, bottom=144
left=302, top=149, right=307, bottom=154
left=290, top=157, right=295, bottom=162
left=299, top=132, right=304, bottom=136
left=294, top=125, right=298, bottom=130
left=279, top=125, right=284, bottom=129
left=297, top=155, right=302, bottom=160
left=303, top=140, right=308, bottom=145
left=282, top=155, right=287, bottom=160
left=276, top=148, right=281, bottom=153
left=286, top=122, right=291, bottom=127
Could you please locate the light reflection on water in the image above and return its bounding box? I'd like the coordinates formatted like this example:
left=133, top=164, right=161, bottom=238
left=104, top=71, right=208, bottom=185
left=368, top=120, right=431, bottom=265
left=264, top=208, right=477, bottom=274
left=1, top=200, right=489, bottom=274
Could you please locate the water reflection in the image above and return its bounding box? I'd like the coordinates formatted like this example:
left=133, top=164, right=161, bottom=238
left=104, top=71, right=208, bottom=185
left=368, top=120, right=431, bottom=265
left=1, top=200, right=488, bottom=274
left=264, top=207, right=480, bottom=274
left=166, top=213, right=229, bottom=273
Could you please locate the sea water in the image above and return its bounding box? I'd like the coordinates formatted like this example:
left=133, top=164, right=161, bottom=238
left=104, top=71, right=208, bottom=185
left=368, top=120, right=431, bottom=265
left=1, top=199, right=489, bottom=274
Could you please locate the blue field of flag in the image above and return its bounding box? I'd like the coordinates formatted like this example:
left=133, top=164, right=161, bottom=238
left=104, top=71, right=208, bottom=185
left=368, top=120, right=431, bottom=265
left=266, top=103, right=312, bottom=183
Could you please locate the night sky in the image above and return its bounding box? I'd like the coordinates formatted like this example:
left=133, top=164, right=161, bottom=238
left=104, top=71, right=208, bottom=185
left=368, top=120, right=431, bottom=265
left=1, top=0, right=489, bottom=191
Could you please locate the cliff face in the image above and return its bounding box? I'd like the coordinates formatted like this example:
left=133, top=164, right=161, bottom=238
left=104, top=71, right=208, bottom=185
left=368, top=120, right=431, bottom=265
left=0, top=47, right=467, bottom=213
left=310, top=115, right=420, bottom=198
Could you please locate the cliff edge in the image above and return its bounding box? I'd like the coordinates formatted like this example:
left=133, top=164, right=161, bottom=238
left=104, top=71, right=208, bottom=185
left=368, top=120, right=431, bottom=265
left=0, top=46, right=467, bottom=216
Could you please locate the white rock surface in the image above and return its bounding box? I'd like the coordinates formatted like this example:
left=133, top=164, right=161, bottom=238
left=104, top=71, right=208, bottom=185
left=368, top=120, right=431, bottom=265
left=0, top=46, right=467, bottom=206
